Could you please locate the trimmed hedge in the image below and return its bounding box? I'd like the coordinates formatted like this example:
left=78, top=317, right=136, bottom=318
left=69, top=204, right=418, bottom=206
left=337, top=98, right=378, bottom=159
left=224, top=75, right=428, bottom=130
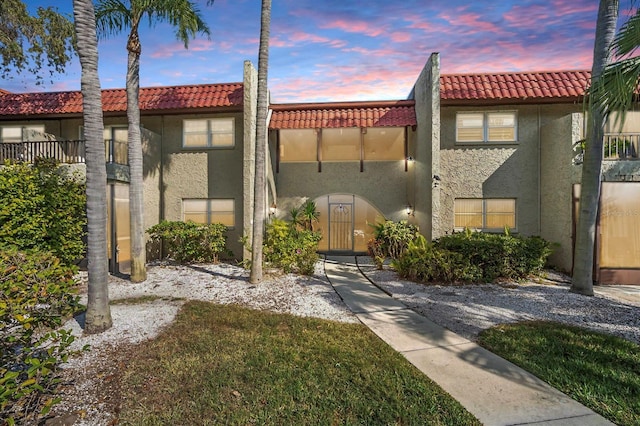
left=391, top=230, right=553, bottom=284
left=147, top=220, right=231, bottom=264
left=435, top=230, right=553, bottom=282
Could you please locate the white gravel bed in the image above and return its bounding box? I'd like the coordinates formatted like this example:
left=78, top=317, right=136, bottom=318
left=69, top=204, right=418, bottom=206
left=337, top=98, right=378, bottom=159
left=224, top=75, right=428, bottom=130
left=356, top=256, right=640, bottom=344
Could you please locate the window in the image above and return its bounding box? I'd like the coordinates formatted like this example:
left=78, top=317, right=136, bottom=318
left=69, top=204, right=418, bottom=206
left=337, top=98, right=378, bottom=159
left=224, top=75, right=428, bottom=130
left=454, top=198, right=516, bottom=230
left=0, top=125, right=45, bottom=142
left=183, top=118, right=234, bottom=148
left=456, top=112, right=516, bottom=143
left=280, top=129, right=317, bottom=162
left=183, top=199, right=235, bottom=227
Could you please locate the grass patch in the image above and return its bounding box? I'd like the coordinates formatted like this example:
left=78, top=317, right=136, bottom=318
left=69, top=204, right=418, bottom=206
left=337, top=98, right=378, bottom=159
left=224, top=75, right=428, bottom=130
left=478, top=321, right=640, bottom=426
left=119, top=301, right=480, bottom=425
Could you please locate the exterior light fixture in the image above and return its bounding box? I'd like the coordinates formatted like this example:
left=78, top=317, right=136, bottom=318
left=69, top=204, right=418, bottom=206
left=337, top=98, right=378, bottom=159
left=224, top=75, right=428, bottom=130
left=269, top=203, right=276, bottom=216
left=405, top=204, right=413, bottom=216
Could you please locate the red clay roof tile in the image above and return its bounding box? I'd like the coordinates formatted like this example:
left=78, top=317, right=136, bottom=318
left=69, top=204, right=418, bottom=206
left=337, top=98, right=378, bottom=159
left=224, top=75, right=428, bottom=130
left=440, top=70, right=590, bottom=103
left=0, top=83, right=243, bottom=117
left=269, top=100, right=417, bottom=129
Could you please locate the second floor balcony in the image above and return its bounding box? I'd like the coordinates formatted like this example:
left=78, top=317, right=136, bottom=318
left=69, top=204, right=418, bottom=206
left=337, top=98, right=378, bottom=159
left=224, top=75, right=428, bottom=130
left=0, top=139, right=128, bottom=165
left=604, top=133, right=640, bottom=160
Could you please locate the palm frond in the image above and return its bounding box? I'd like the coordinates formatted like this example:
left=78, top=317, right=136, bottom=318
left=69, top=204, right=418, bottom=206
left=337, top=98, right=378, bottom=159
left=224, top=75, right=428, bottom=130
left=94, top=0, right=132, bottom=39
left=145, top=0, right=211, bottom=47
left=589, top=57, right=640, bottom=129
left=612, top=10, right=640, bottom=58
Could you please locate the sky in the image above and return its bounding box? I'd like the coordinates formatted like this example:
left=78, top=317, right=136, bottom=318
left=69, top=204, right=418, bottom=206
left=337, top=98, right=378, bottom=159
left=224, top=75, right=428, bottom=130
left=2, top=0, right=634, bottom=102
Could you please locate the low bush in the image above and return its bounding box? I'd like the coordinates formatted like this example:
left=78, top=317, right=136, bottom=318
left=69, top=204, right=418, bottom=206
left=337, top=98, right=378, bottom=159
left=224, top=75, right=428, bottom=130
left=392, top=235, right=482, bottom=283
left=435, top=229, right=553, bottom=282
left=0, top=249, right=82, bottom=424
left=263, top=218, right=321, bottom=275
left=369, top=220, right=419, bottom=263
left=147, top=220, right=230, bottom=264
left=391, top=230, right=552, bottom=284
left=0, top=159, right=87, bottom=266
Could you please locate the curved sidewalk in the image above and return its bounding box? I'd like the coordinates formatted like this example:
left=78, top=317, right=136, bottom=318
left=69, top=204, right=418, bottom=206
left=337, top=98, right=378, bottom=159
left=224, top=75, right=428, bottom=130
left=324, top=256, right=614, bottom=426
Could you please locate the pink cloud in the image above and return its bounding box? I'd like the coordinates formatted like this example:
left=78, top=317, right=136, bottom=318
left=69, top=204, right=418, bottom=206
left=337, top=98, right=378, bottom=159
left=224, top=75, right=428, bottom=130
left=390, top=32, right=412, bottom=43
left=271, top=31, right=346, bottom=49
left=320, top=19, right=387, bottom=37
left=439, top=12, right=502, bottom=33
left=148, top=39, right=214, bottom=58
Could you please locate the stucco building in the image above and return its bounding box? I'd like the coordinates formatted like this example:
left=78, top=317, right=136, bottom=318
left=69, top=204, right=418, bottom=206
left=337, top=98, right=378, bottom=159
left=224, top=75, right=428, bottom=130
left=1, top=53, right=639, bottom=283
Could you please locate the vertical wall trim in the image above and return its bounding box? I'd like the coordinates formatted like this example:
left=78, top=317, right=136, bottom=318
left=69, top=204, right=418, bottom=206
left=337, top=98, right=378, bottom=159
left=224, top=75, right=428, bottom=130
left=360, top=127, right=365, bottom=172
left=275, top=130, right=280, bottom=173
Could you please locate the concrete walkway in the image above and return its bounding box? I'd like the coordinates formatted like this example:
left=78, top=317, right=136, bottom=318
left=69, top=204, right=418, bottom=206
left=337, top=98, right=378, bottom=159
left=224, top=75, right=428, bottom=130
left=324, top=256, right=614, bottom=426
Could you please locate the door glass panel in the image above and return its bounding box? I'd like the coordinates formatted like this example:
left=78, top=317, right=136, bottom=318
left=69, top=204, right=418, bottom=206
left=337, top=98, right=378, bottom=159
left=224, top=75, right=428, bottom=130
left=321, top=128, right=360, bottom=161
left=280, top=129, right=317, bottom=162
left=363, top=127, right=404, bottom=161
left=599, top=182, right=640, bottom=268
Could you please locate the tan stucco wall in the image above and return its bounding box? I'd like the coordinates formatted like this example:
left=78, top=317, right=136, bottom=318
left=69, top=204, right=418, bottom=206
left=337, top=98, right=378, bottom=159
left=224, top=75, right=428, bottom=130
left=273, top=160, right=411, bottom=223
left=439, top=103, right=583, bottom=243
left=540, top=112, right=583, bottom=272
left=409, top=53, right=440, bottom=239
left=160, top=112, right=245, bottom=258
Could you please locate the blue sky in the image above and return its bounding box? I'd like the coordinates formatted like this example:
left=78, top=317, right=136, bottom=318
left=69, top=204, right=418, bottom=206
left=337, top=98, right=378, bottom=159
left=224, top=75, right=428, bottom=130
left=3, top=1, right=632, bottom=102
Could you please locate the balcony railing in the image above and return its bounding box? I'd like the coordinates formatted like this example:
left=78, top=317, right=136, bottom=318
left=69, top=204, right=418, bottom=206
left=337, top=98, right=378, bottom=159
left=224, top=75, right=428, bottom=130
left=0, top=139, right=128, bottom=165
left=603, top=133, right=640, bottom=160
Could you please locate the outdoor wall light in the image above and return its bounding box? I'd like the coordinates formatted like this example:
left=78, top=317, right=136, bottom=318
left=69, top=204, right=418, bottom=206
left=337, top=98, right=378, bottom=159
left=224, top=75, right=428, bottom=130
left=405, top=204, right=414, bottom=216
left=269, top=203, right=277, bottom=216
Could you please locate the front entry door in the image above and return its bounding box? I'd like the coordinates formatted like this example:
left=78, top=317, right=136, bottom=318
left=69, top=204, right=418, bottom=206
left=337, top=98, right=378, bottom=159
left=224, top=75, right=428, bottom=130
left=329, top=203, right=353, bottom=251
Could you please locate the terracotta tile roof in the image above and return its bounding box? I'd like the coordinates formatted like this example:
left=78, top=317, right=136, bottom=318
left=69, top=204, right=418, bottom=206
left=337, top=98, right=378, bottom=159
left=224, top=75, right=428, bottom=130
left=269, top=100, right=416, bottom=129
left=440, top=70, right=590, bottom=104
left=0, top=83, right=244, bottom=117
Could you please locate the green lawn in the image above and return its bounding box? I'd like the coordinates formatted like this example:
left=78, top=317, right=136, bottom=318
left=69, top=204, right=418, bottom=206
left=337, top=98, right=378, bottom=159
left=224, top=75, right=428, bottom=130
left=478, top=320, right=640, bottom=426
left=119, top=301, right=480, bottom=425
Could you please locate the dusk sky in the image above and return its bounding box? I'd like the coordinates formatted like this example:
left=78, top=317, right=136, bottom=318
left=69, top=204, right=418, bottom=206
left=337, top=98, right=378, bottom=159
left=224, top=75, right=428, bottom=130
left=4, top=1, right=634, bottom=102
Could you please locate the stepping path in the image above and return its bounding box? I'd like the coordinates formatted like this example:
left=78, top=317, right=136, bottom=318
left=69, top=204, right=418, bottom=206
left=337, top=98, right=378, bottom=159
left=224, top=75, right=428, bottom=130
left=324, top=256, right=614, bottom=426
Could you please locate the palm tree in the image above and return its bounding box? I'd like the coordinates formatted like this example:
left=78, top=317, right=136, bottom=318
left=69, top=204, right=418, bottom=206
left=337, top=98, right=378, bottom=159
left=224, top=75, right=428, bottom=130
left=571, top=0, right=619, bottom=296
left=249, top=0, right=272, bottom=284
left=95, top=0, right=210, bottom=282
left=588, top=8, right=640, bottom=126
left=301, top=200, right=319, bottom=231
left=73, top=0, right=112, bottom=333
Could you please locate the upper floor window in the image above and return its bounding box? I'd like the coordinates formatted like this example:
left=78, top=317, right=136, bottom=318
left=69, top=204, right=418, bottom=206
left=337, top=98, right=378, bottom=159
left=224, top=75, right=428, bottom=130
left=279, top=126, right=405, bottom=163
left=0, top=125, right=46, bottom=142
left=454, top=198, right=516, bottom=231
left=456, top=112, right=517, bottom=143
left=183, top=118, right=234, bottom=148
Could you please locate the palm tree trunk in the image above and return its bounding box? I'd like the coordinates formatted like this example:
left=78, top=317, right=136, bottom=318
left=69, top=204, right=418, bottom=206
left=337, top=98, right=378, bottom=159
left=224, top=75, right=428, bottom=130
left=127, top=32, right=147, bottom=283
left=250, top=0, right=272, bottom=284
left=73, top=0, right=112, bottom=333
left=571, top=0, right=619, bottom=295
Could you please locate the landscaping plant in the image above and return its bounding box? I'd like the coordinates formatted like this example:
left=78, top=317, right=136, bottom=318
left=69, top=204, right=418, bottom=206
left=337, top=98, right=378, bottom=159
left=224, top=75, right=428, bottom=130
left=0, top=249, right=83, bottom=424
left=147, top=220, right=230, bottom=264
left=263, top=218, right=321, bottom=275
left=0, top=159, right=87, bottom=266
left=368, top=220, right=419, bottom=264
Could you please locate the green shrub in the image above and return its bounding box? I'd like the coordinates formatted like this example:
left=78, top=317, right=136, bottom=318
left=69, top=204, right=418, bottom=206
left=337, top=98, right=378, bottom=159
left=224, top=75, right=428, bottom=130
left=0, top=159, right=87, bottom=266
left=435, top=229, right=553, bottom=282
left=147, top=220, right=230, bottom=264
left=0, top=249, right=82, bottom=424
left=392, top=235, right=482, bottom=283
left=369, top=220, right=419, bottom=262
left=263, top=219, right=321, bottom=275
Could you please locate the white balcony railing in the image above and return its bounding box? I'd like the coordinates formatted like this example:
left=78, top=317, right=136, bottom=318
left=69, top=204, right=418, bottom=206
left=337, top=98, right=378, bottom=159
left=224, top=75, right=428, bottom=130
left=603, top=133, right=640, bottom=160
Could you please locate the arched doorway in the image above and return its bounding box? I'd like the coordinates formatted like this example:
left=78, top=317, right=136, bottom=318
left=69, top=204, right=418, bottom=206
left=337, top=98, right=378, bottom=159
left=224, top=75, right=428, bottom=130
left=313, top=194, right=385, bottom=253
